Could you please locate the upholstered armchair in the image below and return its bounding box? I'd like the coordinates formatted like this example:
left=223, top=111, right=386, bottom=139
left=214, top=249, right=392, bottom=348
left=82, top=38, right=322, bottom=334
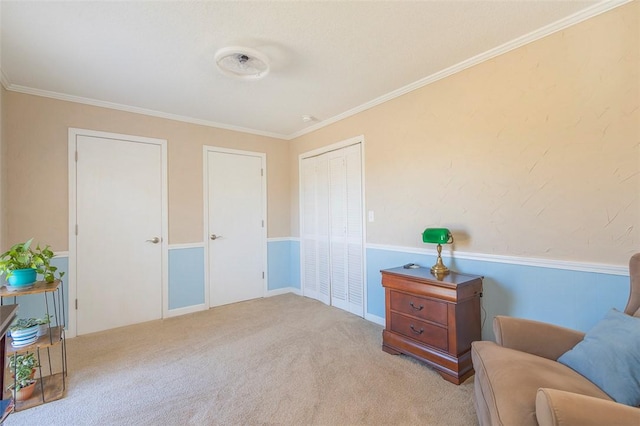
left=471, top=254, right=640, bottom=426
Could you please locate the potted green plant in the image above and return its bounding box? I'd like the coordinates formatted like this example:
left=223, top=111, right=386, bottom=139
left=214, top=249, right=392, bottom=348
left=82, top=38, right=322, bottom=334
left=10, top=318, right=40, bottom=331
left=9, top=318, right=40, bottom=346
left=8, top=352, right=39, bottom=377
left=0, top=238, right=65, bottom=287
left=7, top=353, right=39, bottom=401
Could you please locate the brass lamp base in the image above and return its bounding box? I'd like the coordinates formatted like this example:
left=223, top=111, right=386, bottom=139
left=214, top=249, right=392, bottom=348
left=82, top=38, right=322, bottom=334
left=430, top=244, right=450, bottom=276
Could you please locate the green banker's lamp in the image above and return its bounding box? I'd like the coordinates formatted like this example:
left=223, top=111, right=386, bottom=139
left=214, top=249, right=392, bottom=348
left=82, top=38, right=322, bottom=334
left=422, top=228, right=453, bottom=276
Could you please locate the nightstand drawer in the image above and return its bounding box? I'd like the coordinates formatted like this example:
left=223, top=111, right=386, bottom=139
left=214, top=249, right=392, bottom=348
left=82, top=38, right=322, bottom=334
left=390, top=290, right=447, bottom=325
left=390, top=312, right=448, bottom=351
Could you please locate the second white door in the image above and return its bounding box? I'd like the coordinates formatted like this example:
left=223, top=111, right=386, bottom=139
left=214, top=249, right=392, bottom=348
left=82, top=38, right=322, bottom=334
left=207, top=149, right=265, bottom=307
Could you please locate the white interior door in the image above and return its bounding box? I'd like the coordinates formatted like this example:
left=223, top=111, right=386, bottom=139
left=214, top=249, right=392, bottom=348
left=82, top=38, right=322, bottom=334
left=75, top=133, right=165, bottom=335
left=207, top=149, right=265, bottom=307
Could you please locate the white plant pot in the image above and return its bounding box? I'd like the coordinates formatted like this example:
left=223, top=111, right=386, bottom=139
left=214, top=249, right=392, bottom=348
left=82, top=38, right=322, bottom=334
left=36, top=324, right=48, bottom=337
left=11, top=325, right=39, bottom=339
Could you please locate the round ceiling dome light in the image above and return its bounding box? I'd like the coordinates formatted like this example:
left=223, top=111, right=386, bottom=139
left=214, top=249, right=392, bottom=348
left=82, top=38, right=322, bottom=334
left=214, top=46, right=270, bottom=80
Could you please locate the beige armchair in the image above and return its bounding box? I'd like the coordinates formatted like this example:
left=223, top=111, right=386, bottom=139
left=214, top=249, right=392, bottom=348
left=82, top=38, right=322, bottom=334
left=471, top=254, right=640, bottom=426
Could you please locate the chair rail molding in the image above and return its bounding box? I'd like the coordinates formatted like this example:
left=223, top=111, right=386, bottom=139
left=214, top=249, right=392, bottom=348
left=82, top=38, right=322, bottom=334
left=366, top=243, right=628, bottom=276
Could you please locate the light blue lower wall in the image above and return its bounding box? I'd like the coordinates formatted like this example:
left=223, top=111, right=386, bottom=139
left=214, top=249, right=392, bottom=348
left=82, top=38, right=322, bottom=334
left=5, top=250, right=208, bottom=321
left=5, top=242, right=299, bottom=324
left=9, top=243, right=624, bottom=343
left=168, top=247, right=205, bottom=309
left=261, top=241, right=631, bottom=341
left=168, top=242, right=301, bottom=308
left=366, top=247, right=630, bottom=341
left=266, top=239, right=301, bottom=291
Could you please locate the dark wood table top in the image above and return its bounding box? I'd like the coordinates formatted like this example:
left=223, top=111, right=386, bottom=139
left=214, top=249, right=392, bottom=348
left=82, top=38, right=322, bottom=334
left=0, top=305, right=18, bottom=337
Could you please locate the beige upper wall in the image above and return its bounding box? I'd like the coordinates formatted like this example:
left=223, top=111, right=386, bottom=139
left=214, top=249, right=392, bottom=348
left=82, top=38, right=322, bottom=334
left=290, top=2, right=639, bottom=265
left=3, top=93, right=290, bottom=251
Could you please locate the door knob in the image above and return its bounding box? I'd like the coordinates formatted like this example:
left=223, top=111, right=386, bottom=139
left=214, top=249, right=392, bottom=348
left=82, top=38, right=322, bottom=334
left=146, top=237, right=160, bottom=244
left=210, top=234, right=222, bottom=240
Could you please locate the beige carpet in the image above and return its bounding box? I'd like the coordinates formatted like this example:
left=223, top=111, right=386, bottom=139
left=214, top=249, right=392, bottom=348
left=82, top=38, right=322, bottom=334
left=6, top=294, right=478, bottom=425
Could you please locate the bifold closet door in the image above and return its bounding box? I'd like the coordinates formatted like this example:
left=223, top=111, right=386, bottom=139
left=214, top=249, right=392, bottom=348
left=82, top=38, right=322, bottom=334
left=300, top=144, right=364, bottom=317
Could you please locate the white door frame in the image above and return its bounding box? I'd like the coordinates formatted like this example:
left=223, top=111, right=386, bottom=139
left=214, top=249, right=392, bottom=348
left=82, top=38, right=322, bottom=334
left=68, top=128, right=169, bottom=338
left=202, top=146, right=268, bottom=308
left=298, top=135, right=367, bottom=317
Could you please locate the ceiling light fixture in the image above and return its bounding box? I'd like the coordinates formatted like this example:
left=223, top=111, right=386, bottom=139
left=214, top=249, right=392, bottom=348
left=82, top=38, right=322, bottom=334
left=301, top=115, right=316, bottom=123
left=214, top=46, right=270, bottom=80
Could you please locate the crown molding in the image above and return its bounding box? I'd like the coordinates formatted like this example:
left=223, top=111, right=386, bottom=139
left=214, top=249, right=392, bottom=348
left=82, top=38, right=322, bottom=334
left=288, top=0, right=632, bottom=140
left=3, top=83, right=289, bottom=141
left=1, top=0, right=629, bottom=141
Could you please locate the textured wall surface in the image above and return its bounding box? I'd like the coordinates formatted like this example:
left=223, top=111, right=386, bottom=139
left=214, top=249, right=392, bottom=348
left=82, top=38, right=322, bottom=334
left=290, top=2, right=639, bottom=265
left=3, top=93, right=291, bottom=250
left=1, top=3, right=638, bottom=266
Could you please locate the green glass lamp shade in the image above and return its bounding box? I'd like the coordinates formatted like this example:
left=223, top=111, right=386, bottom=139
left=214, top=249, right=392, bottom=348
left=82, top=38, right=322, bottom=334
left=422, top=228, right=452, bottom=244
left=422, top=228, right=453, bottom=277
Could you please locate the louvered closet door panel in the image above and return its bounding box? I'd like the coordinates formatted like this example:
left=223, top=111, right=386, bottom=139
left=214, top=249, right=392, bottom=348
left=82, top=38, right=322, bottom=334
left=329, top=153, right=349, bottom=311
left=302, top=239, right=317, bottom=296
left=301, top=157, right=319, bottom=299
left=345, top=145, right=364, bottom=316
left=316, top=154, right=331, bottom=305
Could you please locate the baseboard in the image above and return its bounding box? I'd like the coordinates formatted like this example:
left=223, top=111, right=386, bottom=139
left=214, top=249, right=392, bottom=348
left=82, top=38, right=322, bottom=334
left=166, top=303, right=207, bottom=318
left=365, top=313, right=385, bottom=327
left=266, top=287, right=302, bottom=297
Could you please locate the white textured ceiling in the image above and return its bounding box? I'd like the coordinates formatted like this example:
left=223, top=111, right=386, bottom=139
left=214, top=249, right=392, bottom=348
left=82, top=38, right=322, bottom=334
left=1, top=0, right=614, bottom=139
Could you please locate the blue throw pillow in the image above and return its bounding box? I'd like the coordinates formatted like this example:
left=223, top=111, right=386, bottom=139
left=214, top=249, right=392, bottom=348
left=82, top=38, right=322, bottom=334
left=558, top=309, right=640, bottom=406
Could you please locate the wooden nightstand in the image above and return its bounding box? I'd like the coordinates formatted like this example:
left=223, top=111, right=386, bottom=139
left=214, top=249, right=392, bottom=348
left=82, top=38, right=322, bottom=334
left=381, top=266, right=483, bottom=384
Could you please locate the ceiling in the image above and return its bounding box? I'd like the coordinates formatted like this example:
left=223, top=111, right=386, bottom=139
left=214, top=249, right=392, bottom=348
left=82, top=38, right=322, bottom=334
left=1, top=0, right=618, bottom=140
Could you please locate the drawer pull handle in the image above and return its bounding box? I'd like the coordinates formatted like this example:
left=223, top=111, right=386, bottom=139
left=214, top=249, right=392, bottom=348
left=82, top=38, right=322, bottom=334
left=409, top=325, right=424, bottom=335
left=409, top=302, right=424, bottom=311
